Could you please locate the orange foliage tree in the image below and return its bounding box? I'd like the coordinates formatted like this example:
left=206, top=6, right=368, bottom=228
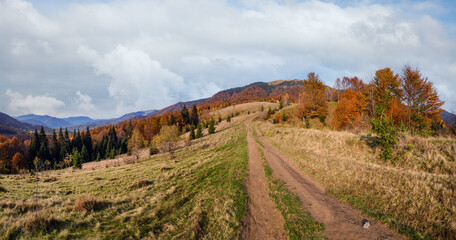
left=11, top=152, right=27, bottom=173
left=373, top=68, right=402, bottom=107
left=334, top=77, right=369, bottom=130
left=372, top=68, right=405, bottom=125
left=401, top=65, right=444, bottom=131
left=300, top=72, right=328, bottom=125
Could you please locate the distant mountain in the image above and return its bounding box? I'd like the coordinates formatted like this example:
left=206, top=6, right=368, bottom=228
left=148, top=79, right=303, bottom=117
left=442, top=110, right=455, bottom=126
left=149, top=99, right=209, bottom=117
left=63, top=116, right=96, bottom=126
left=15, top=109, right=158, bottom=130
left=16, top=114, right=73, bottom=129
left=0, top=112, right=47, bottom=135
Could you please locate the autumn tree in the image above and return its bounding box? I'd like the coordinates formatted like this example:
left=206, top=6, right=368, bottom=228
left=11, top=152, right=27, bottom=173
left=299, top=72, right=328, bottom=126
left=128, top=128, right=145, bottom=159
left=401, top=65, right=444, bottom=132
left=153, top=125, right=180, bottom=158
left=334, top=77, right=369, bottom=130
left=372, top=68, right=402, bottom=116
left=371, top=68, right=402, bottom=160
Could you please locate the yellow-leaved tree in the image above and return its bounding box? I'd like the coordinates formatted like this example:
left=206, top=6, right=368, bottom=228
left=299, top=72, right=328, bottom=127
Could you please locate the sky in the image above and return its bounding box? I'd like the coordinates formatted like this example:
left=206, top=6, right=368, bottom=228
left=1, top=0, right=455, bottom=119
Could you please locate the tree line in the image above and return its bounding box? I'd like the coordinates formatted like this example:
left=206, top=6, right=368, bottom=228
left=298, top=65, right=446, bottom=159
left=0, top=103, right=222, bottom=174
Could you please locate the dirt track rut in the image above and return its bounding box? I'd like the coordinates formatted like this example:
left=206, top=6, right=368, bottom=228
left=245, top=119, right=406, bottom=240
left=241, top=122, right=287, bottom=240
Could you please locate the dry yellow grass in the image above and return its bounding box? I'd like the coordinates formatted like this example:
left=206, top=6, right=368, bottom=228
left=256, top=121, right=456, bottom=239
left=214, top=102, right=279, bottom=119
left=0, top=115, right=250, bottom=239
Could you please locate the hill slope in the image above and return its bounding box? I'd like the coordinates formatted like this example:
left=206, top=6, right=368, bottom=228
left=0, top=112, right=44, bottom=135
left=148, top=79, right=303, bottom=117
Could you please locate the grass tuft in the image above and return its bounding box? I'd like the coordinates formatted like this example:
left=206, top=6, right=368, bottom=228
left=23, top=213, right=62, bottom=234
left=74, top=195, right=108, bottom=212
left=129, top=179, right=153, bottom=189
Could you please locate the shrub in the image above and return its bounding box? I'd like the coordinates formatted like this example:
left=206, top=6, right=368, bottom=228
left=129, top=179, right=153, bottom=189
left=74, top=195, right=107, bottom=212
left=371, top=114, right=397, bottom=160
left=23, top=213, right=61, bottom=234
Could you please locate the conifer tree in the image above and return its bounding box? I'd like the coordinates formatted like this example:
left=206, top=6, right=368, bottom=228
left=189, top=125, right=196, bottom=140
left=208, top=119, right=215, bottom=134
left=29, top=129, right=39, bottom=169
left=72, top=149, right=82, bottom=169
left=81, top=145, right=89, bottom=163
left=83, top=127, right=93, bottom=162
left=51, top=129, right=59, bottom=167
left=196, top=124, right=202, bottom=138
left=181, top=105, right=190, bottom=126
left=190, top=105, right=199, bottom=126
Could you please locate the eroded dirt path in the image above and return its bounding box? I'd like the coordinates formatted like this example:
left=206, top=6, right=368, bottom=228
left=241, top=121, right=287, bottom=240
left=247, top=121, right=406, bottom=240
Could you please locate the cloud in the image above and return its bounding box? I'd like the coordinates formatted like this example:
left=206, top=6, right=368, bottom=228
left=78, top=45, right=185, bottom=114
left=74, top=91, right=95, bottom=112
left=6, top=89, right=65, bottom=116
left=0, top=0, right=455, bottom=118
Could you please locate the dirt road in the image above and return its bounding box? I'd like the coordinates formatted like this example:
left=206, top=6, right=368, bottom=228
left=244, top=119, right=406, bottom=240
left=241, top=122, right=287, bottom=240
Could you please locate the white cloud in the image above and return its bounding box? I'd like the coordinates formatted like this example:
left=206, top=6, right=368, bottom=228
left=74, top=91, right=95, bottom=112
left=6, top=89, right=65, bottom=116
left=78, top=44, right=185, bottom=114
left=0, top=0, right=455, bottom=117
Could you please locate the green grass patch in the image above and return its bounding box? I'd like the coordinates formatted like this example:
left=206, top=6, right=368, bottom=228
left=252, top=128, right=325, bottom=240
left=0, top=122, right=249, bottom=239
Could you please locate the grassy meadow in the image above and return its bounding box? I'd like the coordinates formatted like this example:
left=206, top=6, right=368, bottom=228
left=0, top=117, right=249, bottom=239
left=255, top=121, right=456, bottom=239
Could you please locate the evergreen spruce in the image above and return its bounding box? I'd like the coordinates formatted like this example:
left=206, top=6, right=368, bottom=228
left=72, top=149, right=82, bottom=169
left=190, top=125, right=196, bottom=140
left=190, top=105, right=199, bottom=126
left=181, top=105, right=190, bottom=126
left=208, top=119, right=215, bottom=134
left=196, top=124, right=202, bottom=138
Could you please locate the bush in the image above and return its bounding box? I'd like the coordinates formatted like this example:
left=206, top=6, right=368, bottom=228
left=371, top=114, right=397, bottom=160
left=129, top=179, right=153, bottom=189
left=23, top=213, right=62, bottom=234
left=74, top=195, right=107, bottom=212
left=227, top=115, right=231, bottom=123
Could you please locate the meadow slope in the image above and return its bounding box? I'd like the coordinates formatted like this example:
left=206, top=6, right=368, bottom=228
left=0, top=117, right=249, bottom=239
left=256, top=121, right=456, bottom=239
